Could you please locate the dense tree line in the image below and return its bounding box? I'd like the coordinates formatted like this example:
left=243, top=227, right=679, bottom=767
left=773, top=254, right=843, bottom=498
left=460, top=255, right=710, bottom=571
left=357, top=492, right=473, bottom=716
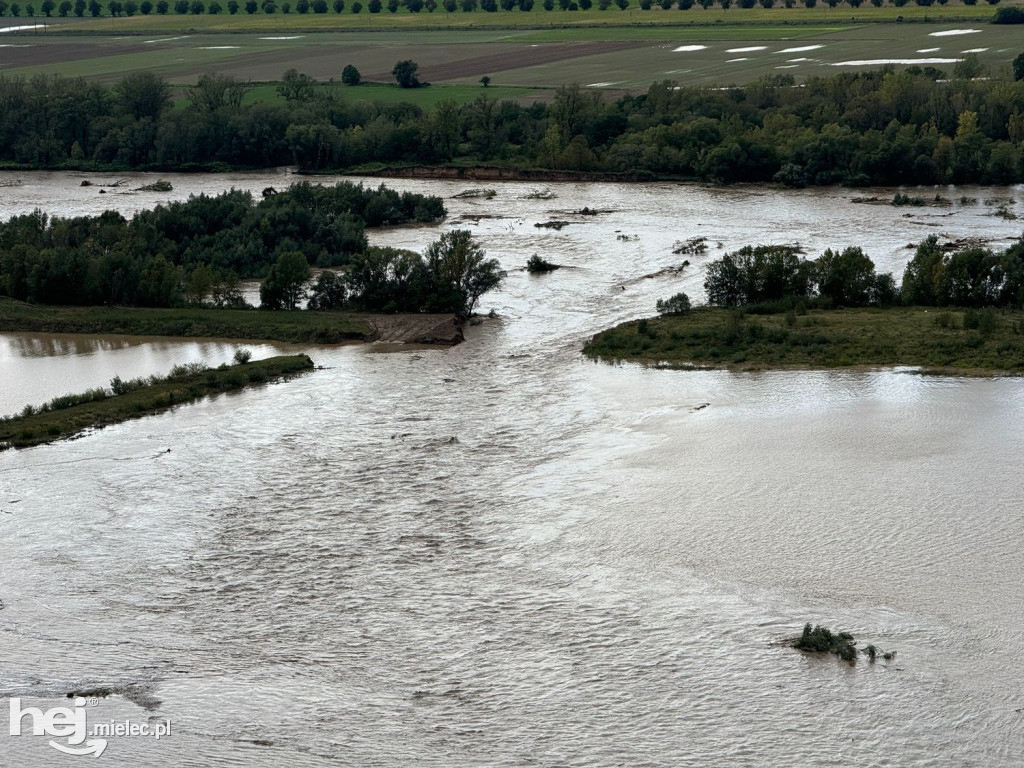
left=2, top=65, right=1024, bottom=184
left=701, top=235, right=1024, bottom=309
left=0, top=181, right=444, bottom=307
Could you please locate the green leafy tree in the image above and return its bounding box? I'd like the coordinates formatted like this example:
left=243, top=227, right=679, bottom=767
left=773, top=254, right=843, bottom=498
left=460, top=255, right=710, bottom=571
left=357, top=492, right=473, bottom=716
left=260, top=251, right=310, bottom=310
left=307, top=270, right=348, bottom=310
left=814, top=247, right=878, bottom=306
left=341, top=64, right=361, bottom=85
left=277, top=68, right=316, bottom=101
left=116, top=72, right=171, bottom=120
left=656, top=292, right=691, bottom=314
left=424, top=230, right=502, bottom=316
left=392, top=59, right=424, bottom=88
left=1013, top=52, right=1024, bottom=81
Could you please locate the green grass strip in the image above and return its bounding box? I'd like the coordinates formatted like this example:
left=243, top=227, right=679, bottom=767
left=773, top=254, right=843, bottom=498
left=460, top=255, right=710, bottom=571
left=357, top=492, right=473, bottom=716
left=584, top=306, right=1024, bottom=374
left=0, top=353, right=315, bottom=449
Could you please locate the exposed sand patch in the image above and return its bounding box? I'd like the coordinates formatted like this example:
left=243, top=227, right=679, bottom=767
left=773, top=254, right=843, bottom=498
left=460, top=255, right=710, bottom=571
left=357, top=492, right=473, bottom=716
left=259, top=36, right=305, bottom=40
left=917, top=48, right=940, bottom=53
left=726, top=58, right=749, bottom=63
left=674, top=45, right=708, bottom=52
left=962, top=48, right=988, bottom=53
left=929, top=29, right=981, bottom=37
left=726, top=46, right=767, bottom=53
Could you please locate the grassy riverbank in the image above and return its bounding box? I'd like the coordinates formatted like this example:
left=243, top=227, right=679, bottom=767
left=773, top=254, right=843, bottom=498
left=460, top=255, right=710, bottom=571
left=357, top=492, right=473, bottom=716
left=0, top=299, right=371, bottom=344
left=0, top=354, right=314, bottom=450
left=584, top=307, right=1024, bottom=374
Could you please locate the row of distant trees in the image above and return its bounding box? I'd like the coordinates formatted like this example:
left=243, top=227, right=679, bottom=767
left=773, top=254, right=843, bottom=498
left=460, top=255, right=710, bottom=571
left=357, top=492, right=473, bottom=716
left=0, top=0, right=1001, bottom=15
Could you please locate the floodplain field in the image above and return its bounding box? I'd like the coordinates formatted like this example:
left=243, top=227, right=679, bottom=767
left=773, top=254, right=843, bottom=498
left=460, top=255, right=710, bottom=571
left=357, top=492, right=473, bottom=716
left=13, top=1, right=1006, bottom=35
left=0, top=20, right=1020, bottom=87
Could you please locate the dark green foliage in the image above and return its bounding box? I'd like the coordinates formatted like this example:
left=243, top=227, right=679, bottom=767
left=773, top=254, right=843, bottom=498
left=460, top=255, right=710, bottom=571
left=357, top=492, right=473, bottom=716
left=259, top=250, right=310, bottom=310
left=901, top=235, right=1024, bottom=309
left=0, top=182, right=443, bottom=307
left=1014, top=52, right=1024, bottom=81
left=306, top=270, right=347, bottom=309
left=656, top=291, right=691, bottom=314
left=344, top=231, right=501, bottom=315
left=703, top=245, right=813, bottom=307
left=793, top=623, right=858, bottom=662
left=526, top=254, right=559, bottom=273
left=993, top=6, right=1024, bottom=22
left=1, top=66, right=1023, bottom=184
left=815, top=247, right=878, bottom=306
left=392, top=60, right=424, bottom=89
left=341, top=64, right=361, bottom=86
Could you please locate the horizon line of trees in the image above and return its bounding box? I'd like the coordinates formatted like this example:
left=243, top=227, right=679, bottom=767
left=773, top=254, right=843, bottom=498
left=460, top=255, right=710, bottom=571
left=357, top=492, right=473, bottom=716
left=699, top=235, right=1024, bottom=310
left=0, top=181, right=445, bottom=308
left=2, top=65, right=1024, bottom=184
left=4, top=0, right=1008, bottom=17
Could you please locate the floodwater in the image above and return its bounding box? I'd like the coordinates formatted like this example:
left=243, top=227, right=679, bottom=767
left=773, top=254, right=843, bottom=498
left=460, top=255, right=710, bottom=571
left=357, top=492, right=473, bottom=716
left=1, top=171, right=1023, bottom=767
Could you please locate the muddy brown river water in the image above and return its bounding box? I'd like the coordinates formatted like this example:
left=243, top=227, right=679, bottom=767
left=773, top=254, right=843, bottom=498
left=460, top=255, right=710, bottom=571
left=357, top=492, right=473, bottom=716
left=1, top=171, right=1023, bottom=766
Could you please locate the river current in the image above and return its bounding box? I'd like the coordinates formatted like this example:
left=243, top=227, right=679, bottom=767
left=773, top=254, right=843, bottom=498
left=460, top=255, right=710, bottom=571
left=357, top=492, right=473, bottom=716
left=0, top=171, right=1022, bottom=767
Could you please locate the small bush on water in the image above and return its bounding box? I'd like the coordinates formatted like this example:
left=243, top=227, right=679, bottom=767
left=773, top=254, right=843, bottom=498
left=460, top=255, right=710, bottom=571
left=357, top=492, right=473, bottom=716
left=526, top=255, right=560, bottom=273
left=793, top=623, right=857, bottom=661
left=233, top=348, right=253, bottom=364
left=792, top=623, right=895, bottom=664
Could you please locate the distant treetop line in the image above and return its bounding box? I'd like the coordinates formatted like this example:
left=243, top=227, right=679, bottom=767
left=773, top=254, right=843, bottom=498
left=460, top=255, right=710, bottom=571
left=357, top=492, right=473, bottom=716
left=0, top=0, right=1008, bottom=17
left=1, top=64, right=1022, bottom=184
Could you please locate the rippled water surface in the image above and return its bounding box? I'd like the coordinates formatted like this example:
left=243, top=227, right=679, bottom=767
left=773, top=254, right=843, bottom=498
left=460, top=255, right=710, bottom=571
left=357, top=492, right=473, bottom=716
left=1, top=172, right=1023, bottom=766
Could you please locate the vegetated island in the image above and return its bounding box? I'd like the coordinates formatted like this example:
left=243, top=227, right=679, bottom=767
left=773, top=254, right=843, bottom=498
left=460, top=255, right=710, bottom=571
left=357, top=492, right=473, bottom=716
left=792, top=623, right=895, bottom=664
left=585, top=236, right=1024, bottom=375
left=0, top=181, right=502, bottom=345
left=0, top=354, right=314, bottom=450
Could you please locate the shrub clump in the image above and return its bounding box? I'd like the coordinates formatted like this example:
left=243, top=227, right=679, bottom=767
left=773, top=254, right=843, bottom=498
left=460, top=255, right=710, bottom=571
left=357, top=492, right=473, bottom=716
left=656, top=292, right=691, bottom=315
left=792, top=623, right=896, bottom=663
left=526, top=255, right=560, bottom=273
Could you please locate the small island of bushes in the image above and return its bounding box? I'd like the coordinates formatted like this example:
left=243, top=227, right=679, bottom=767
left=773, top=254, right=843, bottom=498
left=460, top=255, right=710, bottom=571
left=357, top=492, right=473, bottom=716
left=585, top=236, right=1024, bottom=374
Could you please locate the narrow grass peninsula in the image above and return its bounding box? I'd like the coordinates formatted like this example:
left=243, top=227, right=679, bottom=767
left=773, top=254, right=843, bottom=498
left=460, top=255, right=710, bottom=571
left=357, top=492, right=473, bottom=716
left=0, top=354, right=315, bottom=450
left=584, top=306, right=1024, bottom=374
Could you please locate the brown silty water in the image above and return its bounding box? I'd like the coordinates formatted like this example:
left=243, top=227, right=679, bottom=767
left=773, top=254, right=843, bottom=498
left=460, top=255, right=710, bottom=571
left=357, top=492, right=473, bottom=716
left=1, top=171, right=1023, bottom=766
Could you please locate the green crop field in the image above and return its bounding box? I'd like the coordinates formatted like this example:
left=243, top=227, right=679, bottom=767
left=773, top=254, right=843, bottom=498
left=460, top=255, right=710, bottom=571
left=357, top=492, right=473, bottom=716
left=0, top=4, right=1019, bottom=89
